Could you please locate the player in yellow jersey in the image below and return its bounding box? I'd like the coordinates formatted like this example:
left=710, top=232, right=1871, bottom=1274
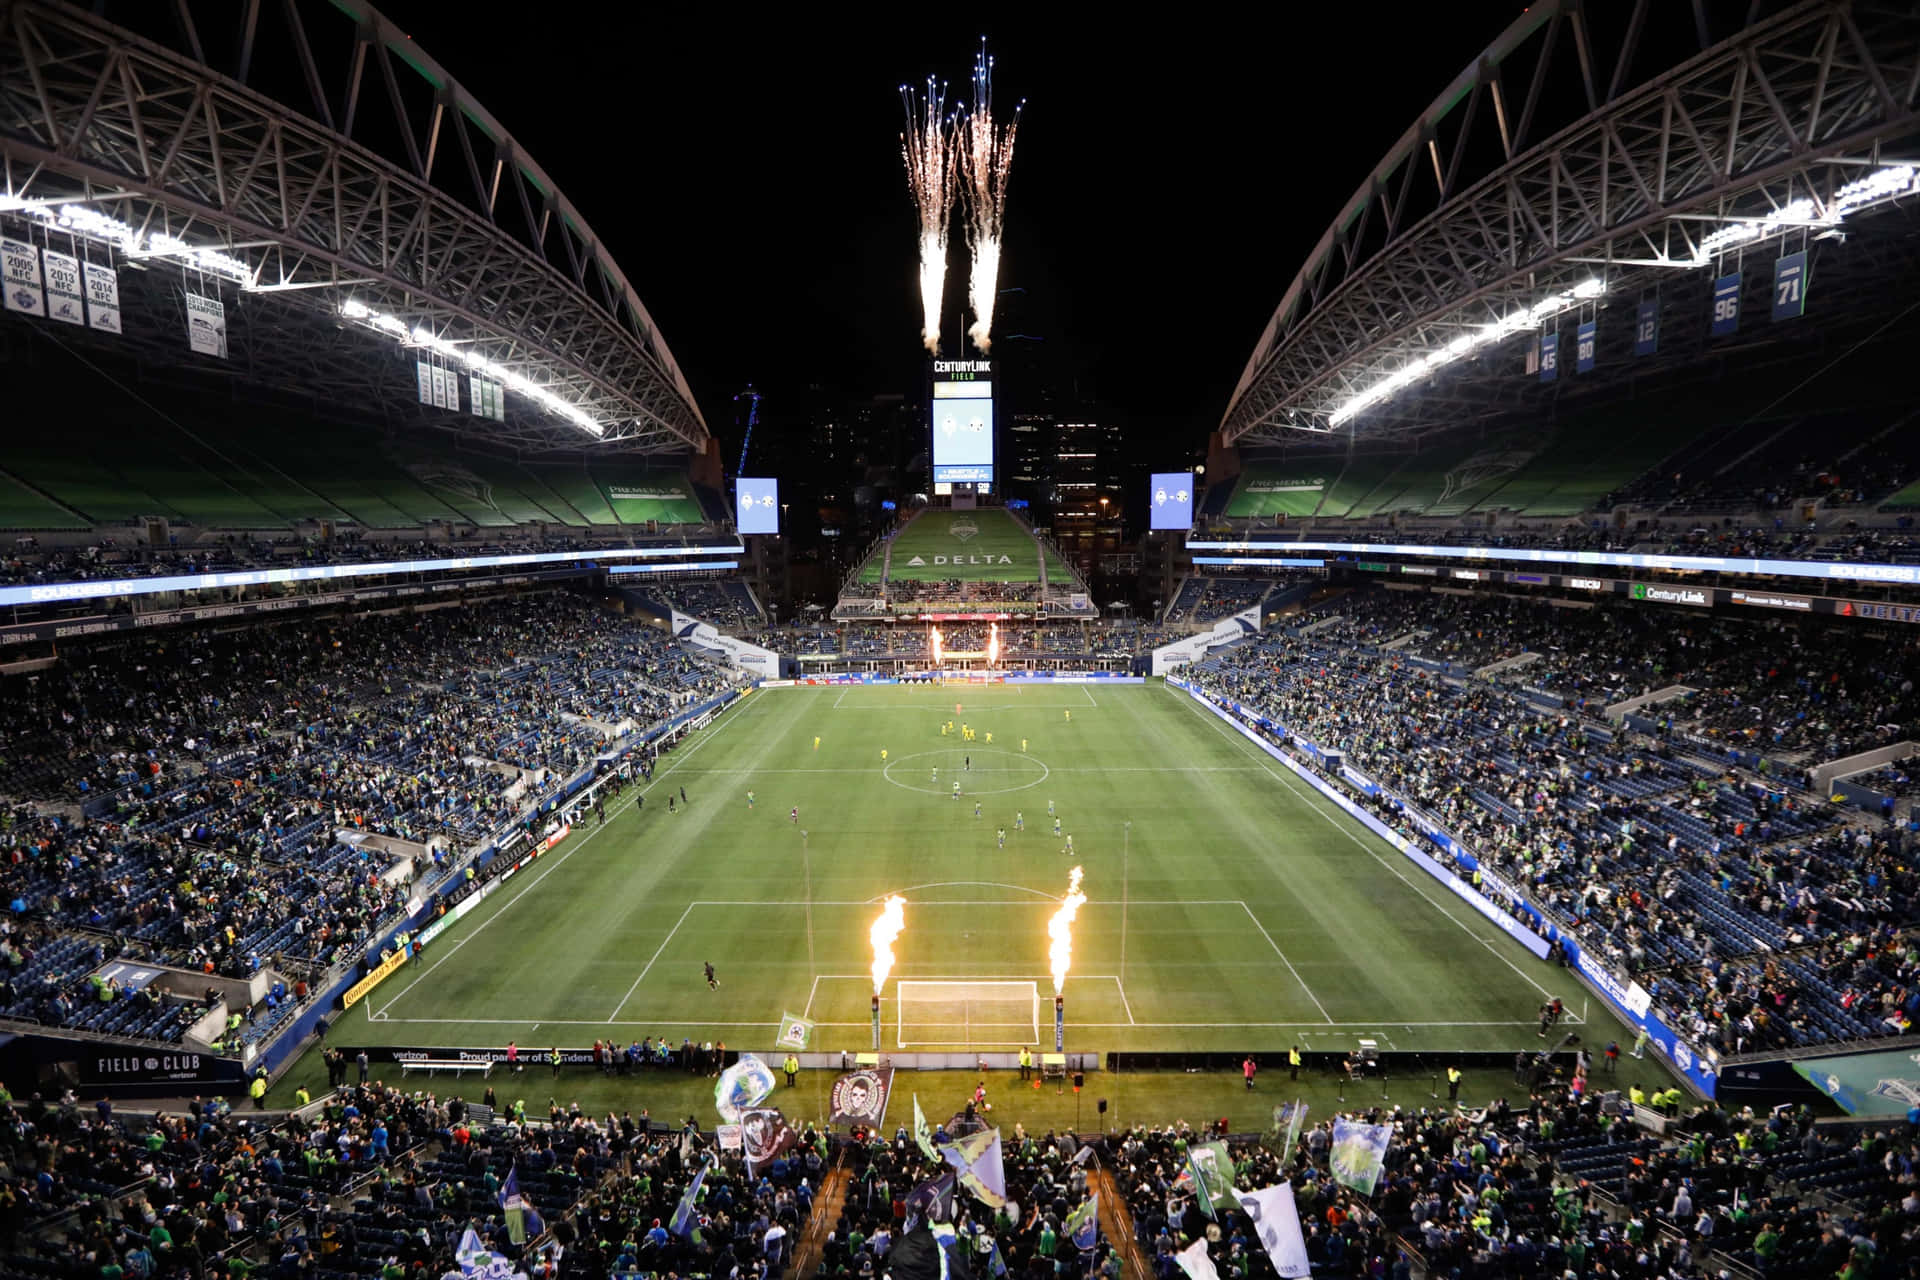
left=881, top=748, right=888, bottom=761
left=813, top=736, right=820, bottom=751
left=984, top=731, right=992, bottom=744
left=1021, top=738, right=1028, bottom=752
left=1064, top=709, right=1071, bottom=722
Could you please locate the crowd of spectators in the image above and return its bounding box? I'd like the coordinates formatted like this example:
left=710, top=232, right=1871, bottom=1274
left=0, top=591, right=731, bottom=1044
left=1187, top=590, right=1920, bottom=1056
left=640, top=582, right=763, bottom=631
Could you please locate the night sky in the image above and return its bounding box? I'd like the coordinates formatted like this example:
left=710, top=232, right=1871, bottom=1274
left=378, top=8, right=1521, bottom=452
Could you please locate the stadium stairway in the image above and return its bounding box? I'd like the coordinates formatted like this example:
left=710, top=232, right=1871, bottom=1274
left=787, top=1149, right=850, bottom=1280
left=1088, top=1163, right=1151, bottom=1280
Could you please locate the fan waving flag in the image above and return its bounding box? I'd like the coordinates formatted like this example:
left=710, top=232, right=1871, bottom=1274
left=1329, top=1118, right=1392, bottom=1196
left=1183, top=1140, right=1238, bottom=1216
left=913, top=1093, right=940, bottom=1161
left=939, top=1126, right=1006, bottom=1208
left=775, top=1011, right=815, bottom=1050
left=715, top=1054, right=777, bottom=1122
left=1235, top=1184, right=1310, bottom=1278
left=905, top=1171, right=957, bottom=1229
left=669, top=1155, right=714, bottom=1239
left=456, top=1226, right=526, bottom=1280
left=1174, top=1238, right=1221, bottom=1280
left=1065, top=1193, right=1100, bottom=1252
left=499, top=1166, right=545, bottom=1245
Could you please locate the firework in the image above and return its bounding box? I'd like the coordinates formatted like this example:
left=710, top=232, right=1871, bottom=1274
left=959, top=41, right=1022, bottom=353
left=900, top=78, right=957, bottom=355
left=1047, top=866, right=1086, bottom=995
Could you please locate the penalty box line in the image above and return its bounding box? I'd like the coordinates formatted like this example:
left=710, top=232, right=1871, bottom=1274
left=805, top=973, right=1137, bottom=1027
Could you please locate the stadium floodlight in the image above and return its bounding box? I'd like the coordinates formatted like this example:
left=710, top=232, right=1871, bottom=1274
left=339, top=298, right=605, bottom=436
left=15, top=201, right=254, bottom=284
left=1330, top=277, right=1607, bottom=426
left=1683, top=164, right=1919, bottom=265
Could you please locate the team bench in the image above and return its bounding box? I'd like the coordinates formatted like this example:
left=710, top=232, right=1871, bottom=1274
left=399, top=1058, right=493, bottom=1079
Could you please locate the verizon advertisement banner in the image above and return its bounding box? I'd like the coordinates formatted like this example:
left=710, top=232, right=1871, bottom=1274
left=671, top=610, right=778, bottom=679
left=1151, top=606, right=1261, bottom=676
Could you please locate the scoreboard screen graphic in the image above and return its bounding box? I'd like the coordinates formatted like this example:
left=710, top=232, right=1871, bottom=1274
left=931, top=359, right=994, bottom=484
left=735, top=477, right=780, bottom=534
left=1150, top=471, right=1194, bottom=530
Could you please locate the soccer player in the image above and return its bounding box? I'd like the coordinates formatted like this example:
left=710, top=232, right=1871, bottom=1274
left=747, top=790, right=756, bottom=808
left=931, top=767, right=939, bottom=783
left=1053, top=816, right=1062, bottom=837
left=941, top=722, right=949, bottom=737
left=984, top=731, right=992, bottom=744
left=1021, top=738, right=1027, bottom=752
left=997, top=828, right=1006, bottom=848
left=1047, top=799, right=1056, bottom=817
left=813, top=736, right=821, bottom=751
left=1015, top=811, right=1024, bottom=831
left=705, top=962, right=719, bottom=989
left=952, top=781, right=961, bottom=801
left=668, top=796, right=675, bottom=814
left=965, top=755, right=971, bottom=771
left=790, top=806, right=798, bottom=823
left=1061, top=834, right=1074, bottom=857
left=679, top=786, right=687, bottom=805
left=881, top=748, right=888, bottom=762
left=1064, top=709, right=1071, bottom=722
left=974, top=801, right=982, bottom=818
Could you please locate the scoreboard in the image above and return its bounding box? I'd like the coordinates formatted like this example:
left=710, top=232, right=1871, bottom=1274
left=931, top=358, right=994, bottom=486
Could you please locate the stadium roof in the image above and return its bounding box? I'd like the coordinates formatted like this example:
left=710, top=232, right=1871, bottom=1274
left=1221, top=0, right=1920, bottom=449
left=0, top=0, right=708, bottom=455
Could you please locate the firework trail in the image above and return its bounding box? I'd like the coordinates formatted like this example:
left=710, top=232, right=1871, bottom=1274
left=959, top=41, right=1021, bottom=353
left=900, top=78, right=957, bottom=355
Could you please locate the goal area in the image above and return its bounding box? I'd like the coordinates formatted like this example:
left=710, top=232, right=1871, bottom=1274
left=896, top=980, right=1040, bottom=1048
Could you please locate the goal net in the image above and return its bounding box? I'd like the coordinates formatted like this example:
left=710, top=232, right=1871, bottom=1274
left=896, top=980, right=1040, bottom=1048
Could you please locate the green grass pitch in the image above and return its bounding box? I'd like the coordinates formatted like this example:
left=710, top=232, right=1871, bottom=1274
left=330, top=682, right=1591, bottom=1058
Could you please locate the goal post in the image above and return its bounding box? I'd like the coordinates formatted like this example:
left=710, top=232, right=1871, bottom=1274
left=895, top=980, right=1040, bottom=1048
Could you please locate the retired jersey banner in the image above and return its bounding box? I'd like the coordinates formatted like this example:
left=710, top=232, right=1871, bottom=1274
left=1329, top=1118, right=1391, bottom=1195
left=1634, top=299, right=1659, bottom=356
left=1575, top=319, right=1596, bottom=373
left=83, top=260, right=121, bottom=333
left=40, top=248, right=84, bottom=325
left=1537, top=331, right=1558, bottom=382
left=828, top=1064, right=894, bottom=1128
left=185, top=290, right=227, bottom=357
left=2, top=236, right=46, bottom=316
left=1711, top=271, right=1742, bottom=336
left=1773, top=250, right=1809, bottom=320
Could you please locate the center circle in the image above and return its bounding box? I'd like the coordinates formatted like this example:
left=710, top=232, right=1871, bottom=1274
left=882, top=748, right=1051, bottom=796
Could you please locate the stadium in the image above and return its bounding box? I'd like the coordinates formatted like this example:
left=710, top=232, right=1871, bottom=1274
left=0, top=5, right=1917, bottom=1280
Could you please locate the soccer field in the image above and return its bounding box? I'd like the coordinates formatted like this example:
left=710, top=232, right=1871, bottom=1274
left=335, top=682, right=1582, bottom=1057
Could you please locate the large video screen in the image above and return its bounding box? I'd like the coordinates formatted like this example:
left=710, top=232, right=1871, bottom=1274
left=932, top=378, right=994, bottom=484
left=735, top=477, right=780, bottom=534
left=1150, top=471, right=1194, bottom=530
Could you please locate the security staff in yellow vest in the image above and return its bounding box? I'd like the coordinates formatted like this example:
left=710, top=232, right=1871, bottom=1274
left=1629, top=1083, right=1647, bottom=1107
left=784, top=1054, right=800, bottom=1087
left=1019, top=1046, right=1033, bottom=1081
left=249, top=1074, right=267, bottom=1110
left=1289, top=1046, right=1302, bottom=1081
left=1447, top=1065, right=1463, bottom=1101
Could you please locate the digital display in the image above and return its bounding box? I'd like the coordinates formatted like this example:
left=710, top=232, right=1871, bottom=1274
left=735, top=477, right=780, bottom=534
left=1150, top=471, right=1194, bottom=530
left=932, top=366, right=994, bottom=484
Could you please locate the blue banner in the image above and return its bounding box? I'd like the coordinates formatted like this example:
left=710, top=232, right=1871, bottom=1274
left=1538, top=331, right=1559, bottom=382
left=1576, top=320, right=1596, bottom=373
left=1772, top=250, right=1808, bottom=320
left=1711, top=271, right=1742, bottom=336
left=1634, top=299, right=1658, bottom=356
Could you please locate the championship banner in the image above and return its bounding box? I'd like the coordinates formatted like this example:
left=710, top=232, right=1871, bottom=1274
left=739, top=1107, right=799, bottom=1173
left=775, top=1011, right=815, bottom=1050
left=1235, top=1183, right=1310, bottom=1279
left=828, top=1064, right=894, bottom=1128
left=1329, top=1118, right=1391, bottom=1195
left=185, top=290, right=227, bottom=357
left=83, top=260, right=122, bottom=333
left=2, top=236, right=46, bottom=316
left=40, top=248, right=84, bottom=325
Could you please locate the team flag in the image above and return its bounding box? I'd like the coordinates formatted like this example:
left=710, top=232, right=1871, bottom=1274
left=739, top=1107, right=799, bottom=1174
left=1066, top=1192, right=1100, bottom=1251
left=775, top=1011, right=815, bottom=1050
left=1183, top=1141, right=1238, bottom=1216
left=1268, top=1101, right=1309, bottom=1155
left=828, top=1065, right=895, bottom=1128
left=1329, top=1118, right=1392, bottom=1196
left=913, top=1093, right=940, bottom=1161
left=905, top=1170, right=957, bottom=1228
left=669, top=1154, right=714, bottom=1239
left=1174, top=1238, right=1220, bottom=1280
left=940, top=1126, right=1007, bottom=1208
left=500, top=1167, right=545, bottom=1245
left=456, top=1227, right=525, bottom=1280
left=1235, top=1183, right=1311, bottom=1279
left=714, top=1053, right=777, bottom=1122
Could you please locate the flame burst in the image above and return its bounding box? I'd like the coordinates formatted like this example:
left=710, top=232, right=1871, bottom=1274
left=959, top=41, right=1021, bottom=353
left=870, top=894, right=908, bottom=994
left=900, top=79, right=957, bottom=355
left=1048, top=866, right=1086, bottom=996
